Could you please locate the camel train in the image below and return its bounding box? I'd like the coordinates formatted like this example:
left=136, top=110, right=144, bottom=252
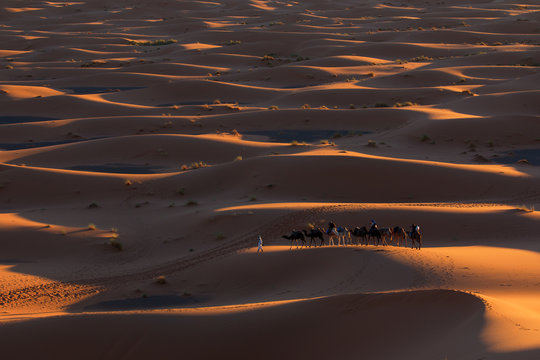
left=283, top=222, right=422, bottom=250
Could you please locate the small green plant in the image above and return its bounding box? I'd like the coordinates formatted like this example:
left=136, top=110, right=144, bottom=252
left=320, top=139, right=329, bottom=145
left=128, top=39, right=177, bottom=46
left=261, top=54, right=275, bottom=61
left=186, top=200, right=198, bottom=206
left=349, top=104, right=356, bottom=109
left=375, top=103, right=389, bottom=108
left=302, top=104, right=311, bottom=109
left=88, top=223, right=97, bottom=230
left=421, top=134, right=431, bottom=142
left=234, top=155, right=243, bottom=161
left=250, top=196, right=257, bottom=201
left=216, top=233, right=226, bottom=240
left=156, top=275, right=167, bottom=284
left=290, top=140, right=307, bottom=146
left=367, top=140, right=377, bottom=147
left=268, top=105, right=279, bottom=110
left=88, top=202, right=99, bottom=209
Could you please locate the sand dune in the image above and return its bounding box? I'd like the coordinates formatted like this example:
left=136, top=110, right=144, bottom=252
left=1, top=0, right=539, bottom=358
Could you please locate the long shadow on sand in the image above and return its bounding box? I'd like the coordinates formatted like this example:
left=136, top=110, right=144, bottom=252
left=243, top=129, right=370, bottom=142
left=0, top=116, right=58, bottom=125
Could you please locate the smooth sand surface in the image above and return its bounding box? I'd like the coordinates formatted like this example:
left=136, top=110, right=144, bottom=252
left=1, top=0, right=539, bottom=358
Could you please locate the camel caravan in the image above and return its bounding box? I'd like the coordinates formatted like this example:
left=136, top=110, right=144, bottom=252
left=282, top=221, right=422, bottom=250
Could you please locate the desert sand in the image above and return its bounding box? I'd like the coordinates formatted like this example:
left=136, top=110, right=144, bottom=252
left=1, top=0, right=539, bottom=358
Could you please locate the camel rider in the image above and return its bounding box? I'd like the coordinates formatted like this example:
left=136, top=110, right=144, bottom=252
left=411, top=224, right=420, bottom=235
left=327, top=222, right=336, bottom=234
left=369, top=219, right=377, bottom=232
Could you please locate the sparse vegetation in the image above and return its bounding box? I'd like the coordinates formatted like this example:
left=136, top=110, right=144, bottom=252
left=367, top=140, right=377, bottom=147
left=88, top=202, right=100, bottom=209
left=88, top=223, right=97, bottom=230
left=421, top=134, right=431, bottom=142
left=375, top=103, right=389, bottom=108
left=395, top=101, right=417, bottom=107
left=181, top=161, right=209, bottom=171
left=216, top=233, right=226, bottom=240
left=109, top=236, right=123, bottom=251
left=409, top=55, right=433, bottom=62
left=290, top=140, right=308, bottom=146
left=268, top=105, right=279, bottom=110
left=156, top=275, right=167, bottom=284
left=302, top=104, right=311, bottom=109
left=516, top=204, right=535, bottom=213
left=234, top=155, right=243, bottom=161
left=124, top=179, right=132, bottom=186
left=128, top=39, right=177, bottom=46
left=186, top=200, right=198, bottom=206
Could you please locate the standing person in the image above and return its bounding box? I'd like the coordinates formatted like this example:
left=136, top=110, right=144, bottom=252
left=257, top=234, right=263, bottom=253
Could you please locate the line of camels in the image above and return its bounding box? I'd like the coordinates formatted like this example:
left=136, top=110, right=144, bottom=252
left=282, top=222, right=422, bottom=250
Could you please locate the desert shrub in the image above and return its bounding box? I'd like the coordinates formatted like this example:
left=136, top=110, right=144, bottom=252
left=88, top=223, right=97, bottom=230
left=156, top=275, right=167, bottom=284
left=394, top=101, right=417, bottom=107
left=516, top=204, right=535, bottom=212
left=268, top=105, right=279, bottom=110
left=129, top=39, right=177, bottom=46
left=367, top=140, right=377, bottom=147
left=421, top=134, right=431, bottom=142
left=110, top=237, right=123, bottom=251
left=88, top=202, right=100, bottom=209
left=186, top=200, right=198, bottom=206
left=234, top=156, right=243, bottom=161
left=375, top=103, right=389, bottom=108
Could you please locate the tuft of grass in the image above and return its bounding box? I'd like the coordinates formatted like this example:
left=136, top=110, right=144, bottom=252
left=375, top=102, right=389, bottom=108
left=349, top=104, right=356, bottom=109
left=88, top=223, right=97, bottom=230
left=421, top=134, right=431, bottom=142
left=462, top=89, right=476, bottom=96
left=261, top=54, right=275, bottom=62
left=88, top=202, right=100, bottom=209
left=320, top=139, right=329, bottom=145
left=268, top=105, right=279, bottom=110
left=110, top=237, right=123, bottom=251
left=302, top=104, right=311, bottom=109
left=186, top=200, right=198, bottom=206
left=128, top=39, right=177, bottom=46
left=394, top=101, right=417, bottom=107
left=225, top=40, right=242, bottom=46
left=124, top=179, right=132, bottom=186
left=216, top=233, right=226, bottom=240
left=177, top=188, right=185, bottom=196
left=234, top=155, right=243, bottom=161
left=290, top=140, right=308, bottom=146
left=249, top=196, right=257, bottom=201
left=516, top=204, right=535, bottom=212
left=367, top=140, right=377, bottom=147
left=409, top=55, right=433, bottom=62
left=156, top=275, right=167, bottom=284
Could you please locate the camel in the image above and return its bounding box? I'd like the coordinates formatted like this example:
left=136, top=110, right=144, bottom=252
left=379, top=227, right=393, bottom=246
left=282, top=230, right=306, bottom=249
left=409, top=224, right=422, bottom=250
left=393, top=226, right=407, bottom=247
left=349, top=226, right=368, bottom=245
left=368, top=224, right=381, bottom=246
left=325, top=222, right=350, bottom=246
left=302, top=228, right=324, bottom=247
left=325, top=225, right=340, bottom=246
